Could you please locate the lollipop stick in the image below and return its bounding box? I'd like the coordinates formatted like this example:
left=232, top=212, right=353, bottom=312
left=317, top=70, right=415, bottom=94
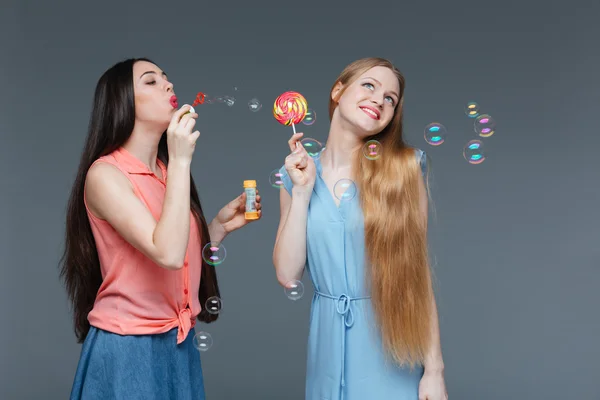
left=292, top=123, right=297, bottom=135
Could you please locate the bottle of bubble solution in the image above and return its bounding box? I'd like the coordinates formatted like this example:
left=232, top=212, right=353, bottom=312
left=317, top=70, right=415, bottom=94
left=243, top=180, right=259, bottom=220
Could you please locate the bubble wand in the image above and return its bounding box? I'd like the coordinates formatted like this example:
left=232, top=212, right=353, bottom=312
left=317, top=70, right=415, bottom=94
left=178, top=92, right=206, bottom=118
left=192, top=92, right=206, bottom=107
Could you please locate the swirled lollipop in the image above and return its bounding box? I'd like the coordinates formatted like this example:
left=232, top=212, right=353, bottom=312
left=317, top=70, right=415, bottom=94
left=273, top=91, right=308, bottom=134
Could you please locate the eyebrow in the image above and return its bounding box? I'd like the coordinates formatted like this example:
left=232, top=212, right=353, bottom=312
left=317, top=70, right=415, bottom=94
left=140, top=70, right=168, bottom=79
left=364, top=76, right=399, bottom=99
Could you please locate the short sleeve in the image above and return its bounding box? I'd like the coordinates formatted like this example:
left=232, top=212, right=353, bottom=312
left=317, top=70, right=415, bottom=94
left=278, top=165, right=293, bottom=195
left=415, top=148, right=427, bottom=178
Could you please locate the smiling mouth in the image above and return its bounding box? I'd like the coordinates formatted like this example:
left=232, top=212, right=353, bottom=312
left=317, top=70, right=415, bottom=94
left=360, top=107, right=380, bottom=120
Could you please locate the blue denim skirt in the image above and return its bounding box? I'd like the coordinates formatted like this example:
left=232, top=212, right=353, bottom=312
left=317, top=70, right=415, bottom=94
left=70, top=326, right=205, bottom=400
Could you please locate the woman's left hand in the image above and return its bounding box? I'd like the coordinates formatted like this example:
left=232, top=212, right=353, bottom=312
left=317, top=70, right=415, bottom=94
left=214, top=190, right=262, bottom=235
left=418, top=369, right=448, bottom=400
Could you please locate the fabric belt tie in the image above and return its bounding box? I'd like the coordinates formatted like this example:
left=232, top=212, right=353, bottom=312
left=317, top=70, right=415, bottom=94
left=176, top=307, right=193, bottom=345
left=315, top=291, right=371, bottom=400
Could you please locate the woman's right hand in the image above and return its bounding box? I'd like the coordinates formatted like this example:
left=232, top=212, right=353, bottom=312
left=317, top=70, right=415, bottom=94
left=284, top=132, right=316, bottom=192
left=166, top=104, right=200, bottom=164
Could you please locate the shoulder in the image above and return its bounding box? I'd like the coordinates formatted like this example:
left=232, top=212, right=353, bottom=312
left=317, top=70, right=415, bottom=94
left=277, top=165, right=293, bottom=195
left=85, top=160, right=135, bottom=219
left=86, top=159, right=134, bottom=194
left=413, top=147, right=425, bottom=161
left=411, top=147, right=427, bottom=177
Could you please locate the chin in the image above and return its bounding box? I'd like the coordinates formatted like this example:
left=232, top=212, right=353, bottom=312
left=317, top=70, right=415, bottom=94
left=150, top=119, right=170, bottom=132
left=352, top=113, right=383, bottom=132
left=352, top=120, right=380, bottom=137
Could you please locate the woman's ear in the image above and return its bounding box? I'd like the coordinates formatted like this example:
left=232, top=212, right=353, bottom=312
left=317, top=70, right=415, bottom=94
left=331, top=81, right=343, bottom=102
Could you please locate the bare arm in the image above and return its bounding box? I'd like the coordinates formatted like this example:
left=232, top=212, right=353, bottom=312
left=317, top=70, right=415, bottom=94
left=418, top=172, right=445, bottom=373
left=273, top=132, right=316, bottom=286
left=272, top=186, right=311, bottom=286
left=424, top=295, right=445, bottom=373
left=85, top=160, right=191, bottom=270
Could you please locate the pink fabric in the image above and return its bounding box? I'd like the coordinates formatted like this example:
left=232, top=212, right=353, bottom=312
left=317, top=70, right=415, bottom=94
left=84, top=146, right=202, bottom=344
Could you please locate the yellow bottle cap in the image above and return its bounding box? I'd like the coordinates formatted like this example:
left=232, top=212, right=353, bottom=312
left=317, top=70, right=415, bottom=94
left=243, top=180, right=257, bottom=188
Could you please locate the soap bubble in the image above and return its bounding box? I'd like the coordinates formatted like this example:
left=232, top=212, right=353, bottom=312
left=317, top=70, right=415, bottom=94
left=465, top=102, right=480, bottom=118
left=424, top=122, right=447, bottom=146
left=303, top=109, right=316, bottom=125
left=224, top=96, right=235, bottom=106
left=284, top=280, right=304, bottom=300
left=363, top=139, right=382, bottom=160
left=202, top=242, right=226, bottom=266
left=205, top=296, right=222, bottom=315
left=248, top=98, right=262, bottom=112
left=474, top=114, right=496, bottom=137
left=334, top=179, right=357, bottom=202
left=463, top=140, right=486, bottom=164
left=300, top=138, right=323, bottom=158
left=269, top=169, right=284, bottom=189
left=193, top=331, right=213, bottom=351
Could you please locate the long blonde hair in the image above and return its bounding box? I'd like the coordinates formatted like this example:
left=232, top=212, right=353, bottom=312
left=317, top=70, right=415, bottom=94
left=329, top=57, right=433, bottom=369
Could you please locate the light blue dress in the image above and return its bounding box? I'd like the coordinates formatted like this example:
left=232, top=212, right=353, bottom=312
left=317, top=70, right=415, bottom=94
left=279, top=148, right=427, bottom=400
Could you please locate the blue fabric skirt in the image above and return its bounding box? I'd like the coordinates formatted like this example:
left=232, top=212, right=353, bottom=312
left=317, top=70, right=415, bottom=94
left=70, top=326, right=205, bottom=400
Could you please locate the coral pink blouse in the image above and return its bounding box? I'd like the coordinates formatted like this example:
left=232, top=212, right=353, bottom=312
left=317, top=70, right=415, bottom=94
left=84, top=146, right=202, bottom=344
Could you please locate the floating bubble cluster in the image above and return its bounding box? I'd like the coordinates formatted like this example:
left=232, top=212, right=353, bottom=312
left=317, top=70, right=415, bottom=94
left=179, top=82, right=504, bottom=359
left=179, top=86, right=324, bottom=355
left=423, top=101, right=498, bottom=164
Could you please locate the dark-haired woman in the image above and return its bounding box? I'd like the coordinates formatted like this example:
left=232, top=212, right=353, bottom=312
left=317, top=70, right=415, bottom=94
left=60, top=58, right=261, bottom=400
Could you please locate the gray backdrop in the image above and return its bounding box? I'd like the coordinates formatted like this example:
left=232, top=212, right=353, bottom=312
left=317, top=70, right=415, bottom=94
left=1, top=0, right=599, bottom=399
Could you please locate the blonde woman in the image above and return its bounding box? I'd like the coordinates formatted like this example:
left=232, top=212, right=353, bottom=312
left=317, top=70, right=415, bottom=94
left=273, top=58, right=448, bottom=400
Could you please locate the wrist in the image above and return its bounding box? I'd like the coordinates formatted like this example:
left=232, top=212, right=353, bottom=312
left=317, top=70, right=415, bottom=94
left=424, top=363, right=445, bottom=375
left=291, top=186, right=313, bottom=200
left=208, top=218, right=227, bottom=242
left=168, top=158, right=192, bottom=170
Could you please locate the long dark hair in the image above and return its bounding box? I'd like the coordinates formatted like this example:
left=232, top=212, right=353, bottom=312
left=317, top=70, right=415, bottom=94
left=59, top=57, right=220, bottom=343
